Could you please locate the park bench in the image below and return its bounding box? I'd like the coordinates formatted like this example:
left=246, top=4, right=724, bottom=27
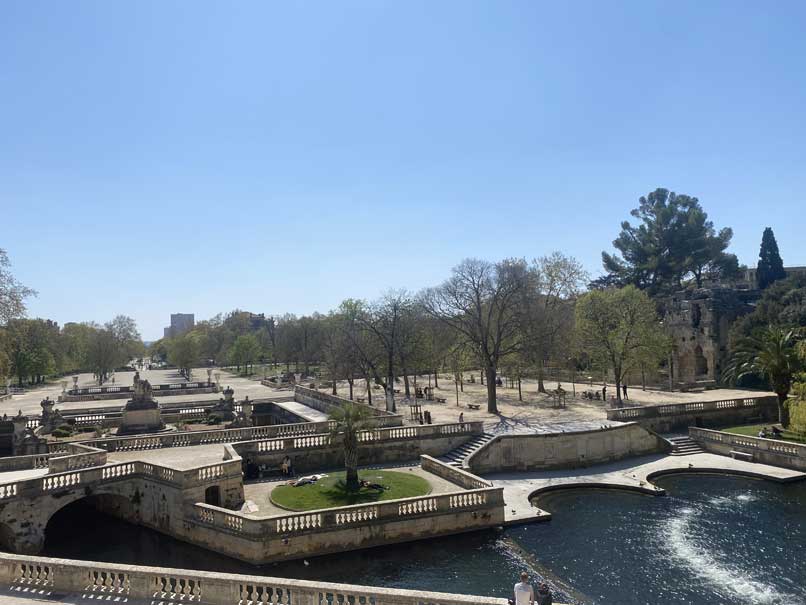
left=730, top=450, right=754, bottom=462
left=466, top=403, right=480, bottom=410
left=435, top=397, right=447, bottom=404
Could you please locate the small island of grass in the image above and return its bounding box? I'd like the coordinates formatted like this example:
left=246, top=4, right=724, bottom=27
left=270, top=470, right=431, bottom=511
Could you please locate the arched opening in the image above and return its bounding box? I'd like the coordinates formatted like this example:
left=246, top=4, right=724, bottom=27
left=694, top=346, right=708, bottom=377
left=43, top=493, right=136, bottom=558
left=0, top=521, right=17, bottom=553
left=205, top=486, right=221, bottom=506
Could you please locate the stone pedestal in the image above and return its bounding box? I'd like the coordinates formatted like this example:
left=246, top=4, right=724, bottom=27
left=118, top=373, right=165, bottom=435
left=118, top=403, right=164, bottom=435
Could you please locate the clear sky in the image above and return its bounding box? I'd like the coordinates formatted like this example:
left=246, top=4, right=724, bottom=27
left=2, top=1, right=805, bottom=340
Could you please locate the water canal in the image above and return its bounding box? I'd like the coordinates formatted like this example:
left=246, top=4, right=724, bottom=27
left=41, top=474, right=806, bottom=605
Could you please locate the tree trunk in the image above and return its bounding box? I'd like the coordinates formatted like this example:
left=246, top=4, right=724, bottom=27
left=460, top=373, right=464, bottom=393
left=344, top=436, right=359, bottom=492
left=366, top=376, right=372, bottom=405
left=480, top=371, right=484, bottom=385
left=386, top=370, right=395, bottom=413
left=485, top=365, right=498, bottom=414
left=331, top=381, right=337, bottom=396
left=434, top=371, right=439, bottom=388
left=348, top=378, right=354, bottom=400
left=778, top=393, right=790, bottom=427
left=403, top=372, right=410, bottom=398
left=537, top=359, right=546, bottom=393
left=518, top=377, right=522, bottom=401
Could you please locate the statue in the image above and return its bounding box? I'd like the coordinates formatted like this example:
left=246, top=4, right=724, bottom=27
left=229, top=396, right=254, bottom=428
left=39, top=397, right=66, bottom=434
left=207, top=386, right=236, bottom=423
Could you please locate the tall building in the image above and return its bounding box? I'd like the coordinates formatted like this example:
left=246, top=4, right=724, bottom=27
left=163, top=313, right=195, bottom=339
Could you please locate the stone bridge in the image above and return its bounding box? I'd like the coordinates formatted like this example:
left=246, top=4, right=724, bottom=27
left=0, top=443, right=243, bottom=554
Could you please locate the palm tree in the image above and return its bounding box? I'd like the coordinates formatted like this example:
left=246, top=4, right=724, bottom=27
left=329, top=402, right=373, bottom=491
left=723, top=326, right=802, bottom=427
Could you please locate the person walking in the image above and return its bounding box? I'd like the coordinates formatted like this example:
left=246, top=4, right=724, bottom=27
left=459, top=412, right=464, bottom=424
left=602, top=384, right=607, bottom=400
left=622, top=383, right=628, bottom=400
left=535, top=583, right=552, bottom=605
left=513, top=572, right=534, bottom=605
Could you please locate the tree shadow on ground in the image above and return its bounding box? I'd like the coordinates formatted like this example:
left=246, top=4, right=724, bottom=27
left=321, top=480, right=384, bottom=506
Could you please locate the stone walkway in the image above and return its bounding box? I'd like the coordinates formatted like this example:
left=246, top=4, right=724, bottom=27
left=107, top=443, right=229, bottom=469
left=272, top=400, right=329, bottom=423
left=487, top=452, right=806, bottom=525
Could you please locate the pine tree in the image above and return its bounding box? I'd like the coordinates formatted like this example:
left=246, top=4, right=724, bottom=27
left=756, top=227, right=786, bottom=290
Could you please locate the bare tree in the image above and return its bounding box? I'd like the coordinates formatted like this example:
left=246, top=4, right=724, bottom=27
left=521, top=252, right=589, bottom=392
left=421, top=258, right=528, bottom=413
left=0, top=249, right=36, bottom=324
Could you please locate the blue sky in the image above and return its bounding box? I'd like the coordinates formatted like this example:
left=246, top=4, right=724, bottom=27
left=2, top=1, right=805, bottom=340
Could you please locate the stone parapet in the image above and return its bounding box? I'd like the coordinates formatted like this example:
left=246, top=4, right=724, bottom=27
left=606, top=396, right=778, bottom=432
left=420, top=455, right=493, bottom=490
left=689, top=427, right=806, bottom=471
left=47, top=443, right=107, bottom=474
left=294, top=386, right=403, bottom=427
left=0, top=553, right=527, bottom=605
left=467, top=423, right=666, bottom=474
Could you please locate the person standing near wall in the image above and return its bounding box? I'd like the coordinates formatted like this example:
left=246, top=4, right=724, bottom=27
left=513, top=572, right=534, bottom=605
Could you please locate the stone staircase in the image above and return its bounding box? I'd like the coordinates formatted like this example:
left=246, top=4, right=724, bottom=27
left=439, top=433, right=495, bottom=468
left=668, top=435, right=705, bottom=456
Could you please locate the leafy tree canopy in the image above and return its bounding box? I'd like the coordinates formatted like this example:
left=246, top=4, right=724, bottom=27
left=598, top=188, right=739, bottom=294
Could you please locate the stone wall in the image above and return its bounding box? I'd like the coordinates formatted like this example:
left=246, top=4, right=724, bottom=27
left=690, top=427, right=806, bottom=471
left=293, top=386, right=403, bottom=427
left=0, top=552, right=526, bottom=605
left=467, top=423, right=667, bottom=474
left=606, top=396, right=778, bottom=433
left=658, top=288, right=758, bottom=388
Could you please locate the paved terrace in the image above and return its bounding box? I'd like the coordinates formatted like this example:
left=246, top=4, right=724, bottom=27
left=489, top=451, right=806, bottom=524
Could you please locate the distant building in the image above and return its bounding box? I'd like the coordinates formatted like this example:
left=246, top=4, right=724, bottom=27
left=163, top=313, right=195, bottom=339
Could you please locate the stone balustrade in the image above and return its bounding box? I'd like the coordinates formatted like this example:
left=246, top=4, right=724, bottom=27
left=689, top=427, right=806, bottom=470
left=192, top=486, right=504, bottom=539
left=0, top=453, right=51, bottom=473
left=235, top=422, right=483, bottom=456
left=47, top=443, right=107, bottom=474
left=68, top=381, right=213, bottom=395
left=0, top=552, right=517, bottom=605
left=606, top=396, right=778, bottom=432
left=47, top=420, right=334, bottom=454
left=420, top=455, right=493, bottom=490
left=0, top=454, right=242, bottom=503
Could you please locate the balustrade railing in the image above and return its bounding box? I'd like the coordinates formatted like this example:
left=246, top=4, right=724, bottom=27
left=607, top=396, right=777, bottom=421
left=235, top=422, right=483, bottom=456
left=689, top=427, right=805, bottom=459
left=0, top=553, right=517, bottom=605
left=192, top=486, right=503, bottom=538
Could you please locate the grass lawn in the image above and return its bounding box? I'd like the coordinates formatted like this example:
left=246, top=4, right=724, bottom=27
left=722, top=423, right=806, bottom=444
left=270, top=470, right=431, bottom=511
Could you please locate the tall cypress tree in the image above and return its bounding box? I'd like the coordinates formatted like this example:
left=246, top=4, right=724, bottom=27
left=756, top=227, right=786, bottom=290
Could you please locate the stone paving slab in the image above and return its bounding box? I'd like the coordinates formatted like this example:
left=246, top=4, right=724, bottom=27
left=107, top=443, right=229, bottom=469
left=486, top=452, right=806, bottom=524
left=271, top=400, right=329, bottom=423
left=0, top=468, right=49, bottom=484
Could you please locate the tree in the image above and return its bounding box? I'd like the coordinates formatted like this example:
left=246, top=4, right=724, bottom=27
left=229, top=334, right=261, bottom=375
left=86, top=326, right=119, bottom=384
left=520, top=252, right=588, bottom=392
left=329, top=402, right=373, bottom=492
left=0, top=249, right=36, bottom=324
left=574, top=286, right=670, bottom=405
left=723, top=326, right=802, bottom=427
left=421, top=258, right=528, bottom=413
left=756, top=227, right=786, bottom=290
left=599, top=189, right=738, bottom=294
left=168, top=333, right=202, bottom=379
